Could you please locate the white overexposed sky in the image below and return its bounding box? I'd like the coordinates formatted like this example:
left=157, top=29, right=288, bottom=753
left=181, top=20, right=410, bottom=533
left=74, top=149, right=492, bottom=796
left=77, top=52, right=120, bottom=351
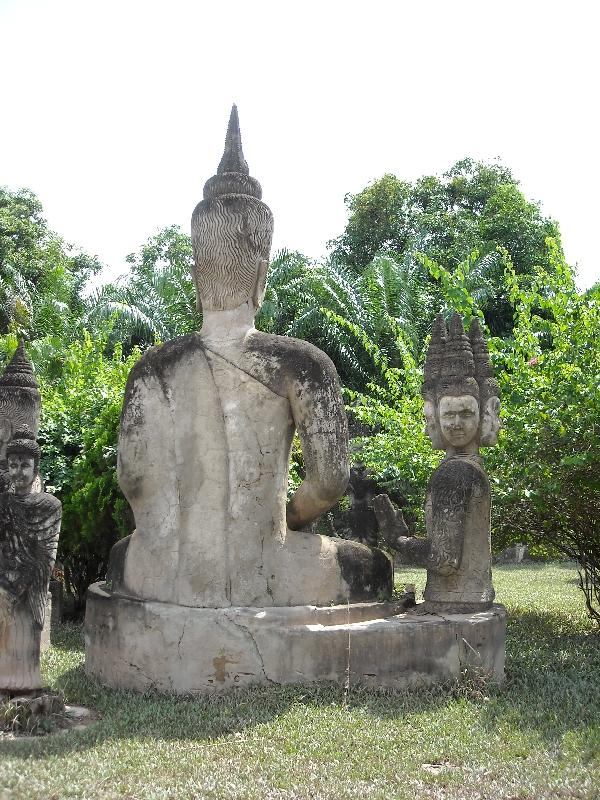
left=1, top=0, right=598, bottom=289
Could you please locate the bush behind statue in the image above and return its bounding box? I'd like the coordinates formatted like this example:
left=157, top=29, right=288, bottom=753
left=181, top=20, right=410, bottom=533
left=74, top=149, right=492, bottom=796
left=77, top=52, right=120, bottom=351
left=347, top=242, right=600, bottom=624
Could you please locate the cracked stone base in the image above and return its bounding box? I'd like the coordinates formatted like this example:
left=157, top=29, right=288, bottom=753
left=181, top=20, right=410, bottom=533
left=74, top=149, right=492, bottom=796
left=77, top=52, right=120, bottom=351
left=84, top=583, right=506, bottom=693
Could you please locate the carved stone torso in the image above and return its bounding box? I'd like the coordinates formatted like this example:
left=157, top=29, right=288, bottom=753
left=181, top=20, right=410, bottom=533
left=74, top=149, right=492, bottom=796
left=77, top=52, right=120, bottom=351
left=423, top=454, right=494, bottom=610
left=119, top=333, right=294, bottom=607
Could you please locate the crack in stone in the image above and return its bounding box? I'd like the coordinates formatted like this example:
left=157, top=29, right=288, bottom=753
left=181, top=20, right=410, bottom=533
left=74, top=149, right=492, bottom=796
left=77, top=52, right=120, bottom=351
left=177, top=618, right=188, bottom=659
left=224, top=612, right=276, bottom=684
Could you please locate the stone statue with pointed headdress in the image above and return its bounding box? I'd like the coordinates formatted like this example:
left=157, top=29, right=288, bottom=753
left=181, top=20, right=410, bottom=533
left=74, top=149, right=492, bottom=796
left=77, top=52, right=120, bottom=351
left=397, top=313, right=501, bottom=613
left=0, top=427, right=61, bottom=693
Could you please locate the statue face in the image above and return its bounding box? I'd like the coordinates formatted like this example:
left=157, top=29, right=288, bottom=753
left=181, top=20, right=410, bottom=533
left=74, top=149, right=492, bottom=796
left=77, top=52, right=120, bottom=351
left=481, top=396, right=501, bottom=445
left=7, top=453, right=36, bottom=495
left=438, top=395, right=480, bottom=450
left=423, top=399, right=444, bottom=449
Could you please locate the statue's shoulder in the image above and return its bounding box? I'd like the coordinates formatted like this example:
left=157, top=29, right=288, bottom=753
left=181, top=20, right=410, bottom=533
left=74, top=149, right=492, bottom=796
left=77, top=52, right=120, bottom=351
left=245, top=331, right=340, bottom=393
left=25, top=491, right=61, bottom=511
left=21, top=492, right=62, bottom=526
left=429, top=456, right=489, bottom=498
left=126, top=334, right=204, bottom=387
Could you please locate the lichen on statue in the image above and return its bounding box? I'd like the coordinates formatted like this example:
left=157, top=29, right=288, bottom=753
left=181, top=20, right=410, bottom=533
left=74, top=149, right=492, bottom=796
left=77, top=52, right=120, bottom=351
left=396, top=313, right=501, bottom=614
left=0, top=428, right=61, bottom=693
left=112, top=105, right=391, bottom=609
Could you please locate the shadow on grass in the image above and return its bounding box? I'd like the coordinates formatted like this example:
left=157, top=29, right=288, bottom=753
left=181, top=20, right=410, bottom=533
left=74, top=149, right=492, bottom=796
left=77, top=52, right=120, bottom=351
left=481, top=607, right=600, bottom=749
left=2, top=608, right=599, bottom=761
left=0, top=660, right=462, bottom=760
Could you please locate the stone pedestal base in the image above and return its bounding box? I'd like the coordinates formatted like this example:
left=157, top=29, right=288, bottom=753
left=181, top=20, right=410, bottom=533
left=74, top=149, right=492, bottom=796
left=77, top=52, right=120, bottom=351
left=84, top=582, right=506, bottom=693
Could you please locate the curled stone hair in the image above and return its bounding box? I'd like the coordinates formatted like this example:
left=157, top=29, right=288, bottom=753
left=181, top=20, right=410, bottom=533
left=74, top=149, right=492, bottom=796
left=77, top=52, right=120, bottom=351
left=6, top=425, right=41, bottom=468
left=191, top=104, right=274, bottom=311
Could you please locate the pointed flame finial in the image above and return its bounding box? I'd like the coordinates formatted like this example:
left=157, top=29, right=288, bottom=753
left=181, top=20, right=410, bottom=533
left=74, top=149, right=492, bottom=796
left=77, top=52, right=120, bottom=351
left=217, top=104, right=249, bottom=176
left=202, top=104, right=262, bottom=201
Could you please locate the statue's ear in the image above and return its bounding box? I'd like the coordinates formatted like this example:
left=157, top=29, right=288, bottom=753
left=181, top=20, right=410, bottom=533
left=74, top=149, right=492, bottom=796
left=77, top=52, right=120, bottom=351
left=252, top=259, right=269, bottom=311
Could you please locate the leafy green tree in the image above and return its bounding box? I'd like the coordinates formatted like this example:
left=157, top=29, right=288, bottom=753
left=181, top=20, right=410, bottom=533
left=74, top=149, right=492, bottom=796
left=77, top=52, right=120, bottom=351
left=1, top=328, right=140, bottom=610
left=341, top=243, right=600, bottom=624
left=487, top=247, right=600, bottom=623
left=86, top=225, right=200, bottom=349
left=329, top=159, right=563, bottom=335
left=0, top=187, right=101, bottom=339
left=257, top=249, right=438, bottom=392
left=255, top=250, right=313, bottom=334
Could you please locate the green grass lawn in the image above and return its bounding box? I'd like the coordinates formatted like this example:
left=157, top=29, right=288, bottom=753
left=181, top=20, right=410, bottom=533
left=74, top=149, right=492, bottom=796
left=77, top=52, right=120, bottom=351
left=1, top=563, right=598, bottom=800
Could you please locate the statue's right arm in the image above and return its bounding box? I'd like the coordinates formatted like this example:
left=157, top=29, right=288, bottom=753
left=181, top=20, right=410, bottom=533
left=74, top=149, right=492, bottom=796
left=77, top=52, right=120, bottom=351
left=284, top=347, right=350, bottom=531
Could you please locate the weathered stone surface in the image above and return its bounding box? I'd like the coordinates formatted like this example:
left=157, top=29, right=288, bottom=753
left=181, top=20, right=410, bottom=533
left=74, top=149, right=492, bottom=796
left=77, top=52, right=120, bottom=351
left=0, top=691, right=64, bottom=735
left=331, top=464, right=380, bottom=546
left=41, top=591, right=52, bottom=652
left=373, top=494, right=408, bottom=550
left=85, top=581, right=506, bottom=692
left=493, top=543, right=530, bottom=564
left=0, top=429, right=61, bottom=692
left=85, top=111, right=506, bottom=694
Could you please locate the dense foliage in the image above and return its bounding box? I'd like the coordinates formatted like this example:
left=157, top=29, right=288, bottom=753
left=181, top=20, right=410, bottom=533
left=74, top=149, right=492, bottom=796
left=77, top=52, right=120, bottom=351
left=0, top=187, right=100, bottom=340
left=489, top=253, right=600, bottom=622
left=86, top=225, right=201, bottom=350
left=328, top=159, right=563, bottom=335
left=344, top=245, right=600, bottom=622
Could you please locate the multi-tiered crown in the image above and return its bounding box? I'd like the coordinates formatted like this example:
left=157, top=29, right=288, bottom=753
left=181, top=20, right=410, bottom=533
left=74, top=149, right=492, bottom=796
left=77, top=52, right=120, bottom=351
left=423, top=312, right=500, bottom=446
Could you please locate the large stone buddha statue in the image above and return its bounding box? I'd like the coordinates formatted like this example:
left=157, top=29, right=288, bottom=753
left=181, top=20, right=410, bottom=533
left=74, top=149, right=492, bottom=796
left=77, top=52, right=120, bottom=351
left=109, top=105, right=390, bottom=610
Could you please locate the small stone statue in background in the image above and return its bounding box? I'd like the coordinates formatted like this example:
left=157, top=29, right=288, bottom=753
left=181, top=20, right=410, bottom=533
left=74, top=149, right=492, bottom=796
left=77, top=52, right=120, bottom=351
left=332, top=464, right=380, bottom=546
left=396, top=313, right=501, bottom=614
left=0, top=428, right=61, bottom=693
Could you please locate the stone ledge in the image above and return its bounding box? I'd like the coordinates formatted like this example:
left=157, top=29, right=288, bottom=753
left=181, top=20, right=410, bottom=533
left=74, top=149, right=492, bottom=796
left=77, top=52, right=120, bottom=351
left=84, top=582, right=506, bottom=694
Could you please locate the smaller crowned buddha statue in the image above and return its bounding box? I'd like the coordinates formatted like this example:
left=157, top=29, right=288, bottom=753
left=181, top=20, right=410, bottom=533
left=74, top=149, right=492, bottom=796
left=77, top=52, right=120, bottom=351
left=396, top=313, right=501, bottom=614
left=0, top=427, right=61, bottom=693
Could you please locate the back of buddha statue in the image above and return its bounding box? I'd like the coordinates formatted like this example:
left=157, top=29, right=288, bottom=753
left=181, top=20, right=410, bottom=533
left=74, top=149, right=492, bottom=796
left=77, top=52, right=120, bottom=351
left=118, top=334, right=293, bottom=607
left=111, top=105, right=391, bottom=612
